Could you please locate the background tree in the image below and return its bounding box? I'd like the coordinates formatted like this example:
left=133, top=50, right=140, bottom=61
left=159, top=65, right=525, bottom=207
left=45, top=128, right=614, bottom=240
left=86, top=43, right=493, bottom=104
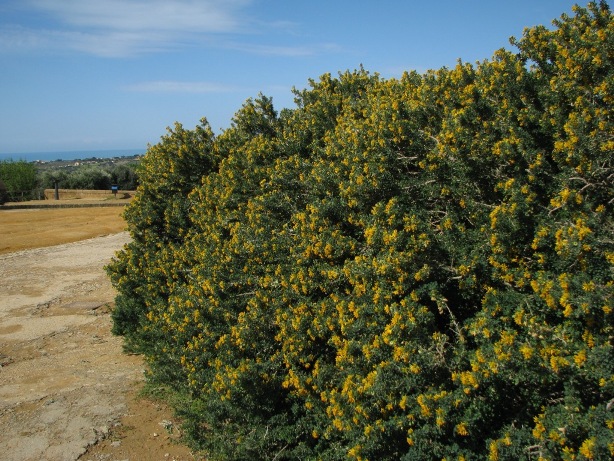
left=61, top=165, right=113, bottom=190
left=39, top=163, right=139, bottom=191
left=39, top=169, right=68, bottom=190
left=0, top=159, right=40, bottom=201
left=0, top=179, right=7, bottom=205
left=110, top=163, right=139, bottom=190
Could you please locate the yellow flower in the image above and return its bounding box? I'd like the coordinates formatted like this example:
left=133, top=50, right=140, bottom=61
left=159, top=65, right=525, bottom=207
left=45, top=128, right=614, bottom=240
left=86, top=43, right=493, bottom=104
left=579, top=437, right=596, bottom=459
left=456, top=422, right=469, bottom=436
left=520, top=343, right=534, bottom=360
left=488, top=440, right=499, bottom=461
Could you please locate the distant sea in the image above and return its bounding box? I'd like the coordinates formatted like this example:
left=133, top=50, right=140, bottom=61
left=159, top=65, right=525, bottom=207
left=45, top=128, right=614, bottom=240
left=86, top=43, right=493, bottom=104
left=0, top=148, right=146, bottom=163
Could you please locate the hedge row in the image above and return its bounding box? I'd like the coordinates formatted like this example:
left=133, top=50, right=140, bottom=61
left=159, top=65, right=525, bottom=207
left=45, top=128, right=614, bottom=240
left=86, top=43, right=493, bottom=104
left=107, top=3, right=613, bottom=460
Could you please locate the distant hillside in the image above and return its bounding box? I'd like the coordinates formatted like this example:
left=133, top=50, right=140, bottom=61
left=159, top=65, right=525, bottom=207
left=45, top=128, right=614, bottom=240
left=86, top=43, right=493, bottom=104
left=34, top=154, right=142, bottom=172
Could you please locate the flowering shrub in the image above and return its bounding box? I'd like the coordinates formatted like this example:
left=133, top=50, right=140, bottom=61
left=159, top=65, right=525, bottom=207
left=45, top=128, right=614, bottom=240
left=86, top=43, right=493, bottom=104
left=107, top=3, right=613, bottom=460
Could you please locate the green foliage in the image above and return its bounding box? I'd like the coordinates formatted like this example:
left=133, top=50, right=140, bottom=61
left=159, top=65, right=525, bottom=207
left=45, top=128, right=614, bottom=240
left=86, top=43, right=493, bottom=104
left=0, top=179, right=7, bottom=204
left=39, top=162, right=139, bottom=190
left=110, top=163, right=139, bottom=190
left=106, top=119, right=218, bottom=354
left=39, top=169, right=68, bottom=189
left=107, top=3, right=614, bottom=460
left=63, top=165, right=113, bottom=189
left=0, top=159, right=39, bottom=201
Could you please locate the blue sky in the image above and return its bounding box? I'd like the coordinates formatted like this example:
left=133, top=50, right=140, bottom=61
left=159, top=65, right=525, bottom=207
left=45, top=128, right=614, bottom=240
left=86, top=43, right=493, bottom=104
left=0, top=0, right=582, bottom=155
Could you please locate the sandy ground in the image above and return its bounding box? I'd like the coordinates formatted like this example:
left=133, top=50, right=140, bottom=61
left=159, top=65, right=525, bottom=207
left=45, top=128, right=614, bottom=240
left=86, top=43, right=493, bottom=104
left=0, top=205, right=201, bottom=461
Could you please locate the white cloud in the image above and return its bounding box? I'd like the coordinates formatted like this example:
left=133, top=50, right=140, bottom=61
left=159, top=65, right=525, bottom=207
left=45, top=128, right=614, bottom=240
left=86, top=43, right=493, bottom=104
left=125, top=80, right=240, bottom=93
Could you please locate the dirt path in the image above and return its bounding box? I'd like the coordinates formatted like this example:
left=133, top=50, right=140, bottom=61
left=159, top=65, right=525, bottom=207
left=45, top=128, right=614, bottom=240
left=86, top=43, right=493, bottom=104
left=0, top=232, right=198, bottom=461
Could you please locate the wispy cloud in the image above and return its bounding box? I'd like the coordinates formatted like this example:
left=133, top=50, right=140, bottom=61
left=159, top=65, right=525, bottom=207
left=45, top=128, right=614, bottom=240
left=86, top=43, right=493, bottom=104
left=226, top=41, right=342, bottom=57
left=0, top=0, right=340, bottom=58
left=125, top=80, right=240, bottom=93
left=30, top=0, right=248, bottom=33
left=0, top=0, right=251, bottom=57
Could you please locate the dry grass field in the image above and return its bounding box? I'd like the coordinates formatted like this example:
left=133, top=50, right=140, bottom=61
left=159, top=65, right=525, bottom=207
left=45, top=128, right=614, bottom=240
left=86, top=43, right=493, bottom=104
left=0, top=204, right=127, bottom=255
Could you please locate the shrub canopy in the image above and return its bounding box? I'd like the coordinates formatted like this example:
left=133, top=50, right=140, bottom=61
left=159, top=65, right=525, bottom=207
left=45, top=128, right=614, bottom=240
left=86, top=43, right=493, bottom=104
left=107, top=3, right=613, bottom=460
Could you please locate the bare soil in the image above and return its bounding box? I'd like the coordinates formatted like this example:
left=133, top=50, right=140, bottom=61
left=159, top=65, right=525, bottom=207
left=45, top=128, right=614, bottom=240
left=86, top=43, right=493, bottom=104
left=0, top=203, right=202, bottom=461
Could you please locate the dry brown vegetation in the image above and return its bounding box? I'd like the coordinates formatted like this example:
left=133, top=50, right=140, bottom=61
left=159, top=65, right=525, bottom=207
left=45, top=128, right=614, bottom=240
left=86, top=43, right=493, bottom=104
left=0, top=202, right=127, bottom=255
